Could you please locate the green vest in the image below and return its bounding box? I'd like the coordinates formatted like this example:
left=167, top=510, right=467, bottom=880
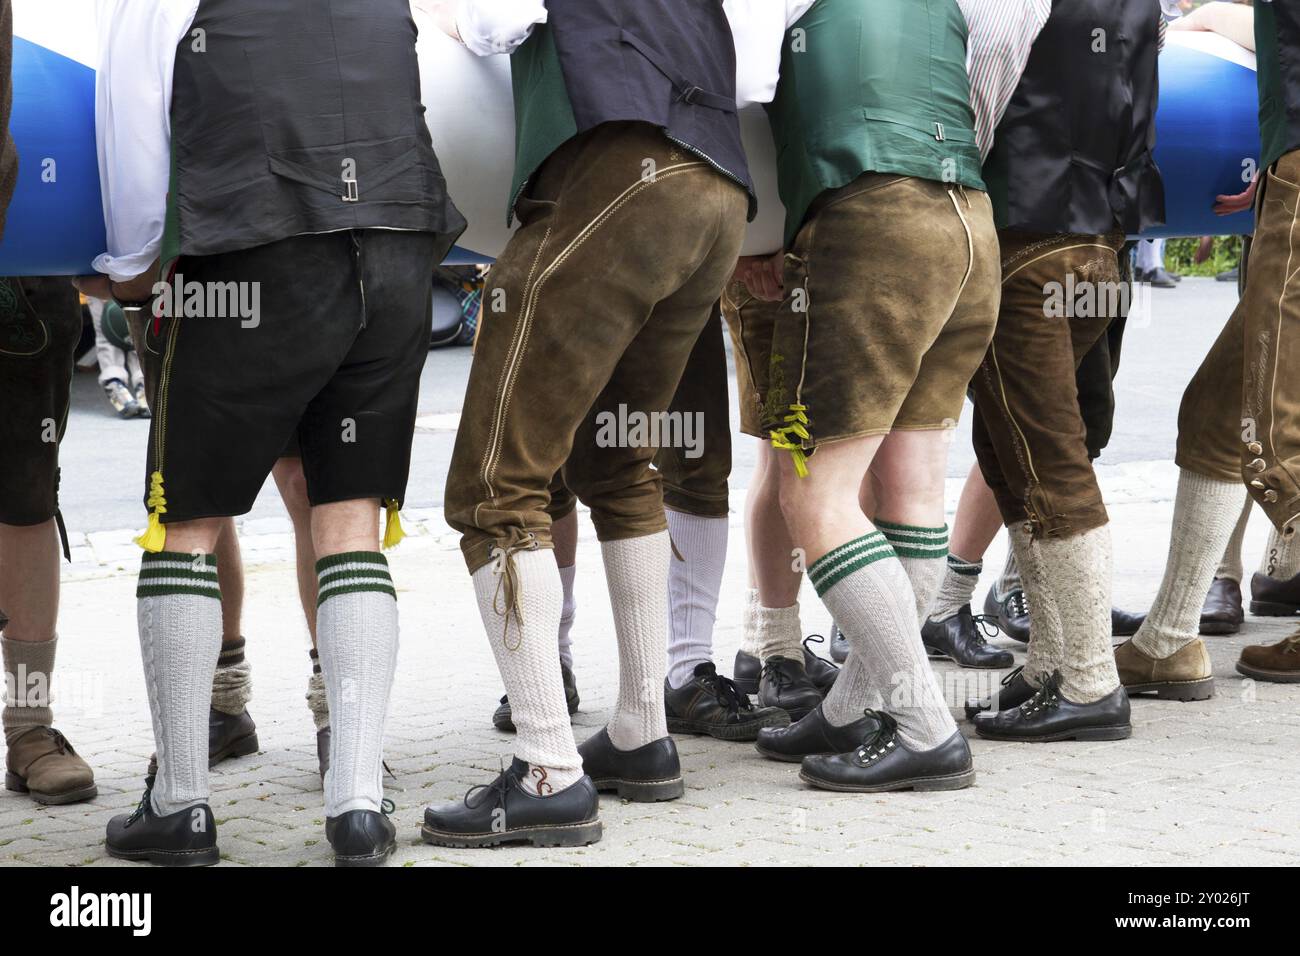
left=508, top=25, right=579, bottom=224
left=1255, top=1, right=1298, bottom=170
left=764, top=0, right=983, bottom=247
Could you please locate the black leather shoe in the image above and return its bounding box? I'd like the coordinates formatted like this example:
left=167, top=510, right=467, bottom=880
left=984, top=586, right=1030, bottom=645
left=578, top=727, right=683, bottom=802
left=1201, top=577, right=1245, bottom=635
left=665, top=662, right=788, bottom=741
left=1250, top=570, right=1300, bottom=617
left=757, top=656, right=823, bottom=721
left=963, top=665, right=1037, bottom=720
left=327, top=802, right=396, bottom=867
left=974, top=672, right=1131, bottom=742
left=105, top=778, right=219, bottom=867
left=755, top=703, right=879, bottom=762
left=317, top=726, right=330, bottom=780
left=733, top=638, right=838, bottom=696
left=1112, top=608, right=1146, bottom=637
left=209, top=707, right=259, bottom=766
left=421, top=758, right=602, bottom=848
left=922, top=605, right=1014, bottom=669
left=492, top=662, right=580, bottom=732
left=829, top=622, right=849, bottom=663
left=799, top=715, right=975, bottom=793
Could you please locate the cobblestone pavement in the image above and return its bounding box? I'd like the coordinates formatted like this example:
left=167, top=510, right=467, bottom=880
left=4, top=458, right=1299, bottom=868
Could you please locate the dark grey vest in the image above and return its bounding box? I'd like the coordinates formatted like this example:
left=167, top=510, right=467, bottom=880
left=983, top=0, right=1165, bottom=235
left=545, top=0, right=754, bottom=212
left=166, top=0, right=465, bottom=260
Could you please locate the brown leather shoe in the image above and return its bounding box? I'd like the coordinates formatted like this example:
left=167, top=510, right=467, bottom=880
left=1236, top=631, right=1300, bottom=683
left=4, top=727, right=98, bottom=805
left=1201, top=577, right=1245, bottom=635
left=1250, top=570, right=1300, bottom=618
left=1114, top=638, right=1215, bottom=701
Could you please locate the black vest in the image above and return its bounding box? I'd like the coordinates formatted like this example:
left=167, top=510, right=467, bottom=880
left=983, top=0, right=1165, bottom=235
left=1257, top=0, right=1300, bottom=168
left=165, top=0, right=465, bottom=260
left=545, top=0, right=754, bottom=213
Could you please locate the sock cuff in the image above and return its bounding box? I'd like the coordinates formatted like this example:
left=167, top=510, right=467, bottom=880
left=876, top=521, right=949, bottom=560
left=946, top=553, right=982, bottom=576
left=808, top=533, right=895, bottom=597
left=137, top=551, right=220, bottom=599
left=218, top=638, right=246, bottom=667
left=316, top=552, right=394, bottom=607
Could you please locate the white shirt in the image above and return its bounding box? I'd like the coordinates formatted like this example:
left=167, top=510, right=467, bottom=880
left=447, top=0, right=816, bottom=107
left=92, top=0, right=200, bottom=282
left=958, top=0, right=1052, bottom=161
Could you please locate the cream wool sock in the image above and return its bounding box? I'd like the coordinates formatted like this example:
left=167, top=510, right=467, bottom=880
left=878, top=521, right=949, bottom=625
left=2, top=636, right=56, bottom=741
left=306, top=648, right=330, bottom=731
left=996, top=546, right=1023, bottom=598
left=315, top=552, right=399, bottom=817
left=665, top=510, right=728, bottom=689
left=1009, top=525, right=1056, bottom=690
left=136, top=551, right=224, bottom=815
left=813, top=532, right=956, bottom=749
left=927, top=554, right=983, bottom=624
left=210, top=637, right=252, bottom=716
left=1261, top=524, right=1300, bottom=580
left=557, top=564, right=577, bottom=671
left=1216, top=494, right=1255, bottom=582
left=739, top=587, right=759, bottom=656
left=1135, top=470, right=1248, bottom=660
left=472, top=548, right=583, bottom=794
left=602, top=531, right=672, bottom=750
left=1039, top=525, right=1119, bottom=703
left=755, top=603, right=803, bottom=662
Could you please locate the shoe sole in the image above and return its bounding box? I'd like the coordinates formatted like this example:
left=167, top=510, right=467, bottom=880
left=1249, top=600, right=1300, bottom=617
left=590, top=775, right=684, bottom=802
left=1124, top=676, right=1215, bottom=701
left=105, top=844, right=220, bottom=867
left=209, top=732, right=260, bottom=768
left=975, top=723, right=1132, bottom=742
left=667, top=711, right=789, bottom=742
left=5, top=774, right=98, bottom=806
left=1235, top=661, right=1300, bottom=684
left=924, top=648, right=1014, bottom=670
left=799, top=767, right=976, bottom=793
left=420, top=819, right=602, bottom=849
left=334, top=838, right=397, bottom=867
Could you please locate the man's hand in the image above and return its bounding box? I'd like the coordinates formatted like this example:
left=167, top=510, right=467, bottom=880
left=71, top=275, right=111, bottom=300
left=1214, top=174, right=1258, bottom=216
left=731, top=251, right=785, bottom=302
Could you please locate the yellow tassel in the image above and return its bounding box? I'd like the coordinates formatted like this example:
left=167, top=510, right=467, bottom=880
left=135, top=471, right=168, bottom=551
left=382, top=499, right=405, bottom=550
left=770, top=405, right=812, bottom=479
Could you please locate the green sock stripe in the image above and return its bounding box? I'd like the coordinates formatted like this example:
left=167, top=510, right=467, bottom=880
left=812, top=546, right=896, bottom=597
left=141, top=551, right=217, bottom=567
left=315, top=551, right=388, bottom=574
left=808, top=533, right=888, bottom=581
left=317, top=582, right=397, bottom=608
left=138, top=566, right=219, bottom=583
left=947, top=554, right=982, bottom=576
left=136, top=584, right=222, bottom=600
left=891, top=543, right=950, bottom=559
left=809, top=537, right=895, bottom=590
left=318, top=568, right=393, bottom=588
left=876, top=521, right=949, bottom=540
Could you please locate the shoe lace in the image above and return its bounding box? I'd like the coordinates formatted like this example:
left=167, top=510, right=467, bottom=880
left=700, top=668, right=752, bottom=712
left=124, top=776, right=157, bottom=829
left=854, top=711, right=899, bottom=763
left=969, top=614, right=1000, bottom=645
left=380, top=798, right=396, bottom=817
left=803, top=633, right=840, bottom=670
left=1018, top=671, right=1061, bottom=716
left=1284, top=631, right=1300, bottom=654
left=1000, top=664, right=1025, bottom=688
left=1007, top=590, right=1029, bottom=619
left=463, top=760, right=520, bottom=810
left=760, top=657, right=795, bottom=691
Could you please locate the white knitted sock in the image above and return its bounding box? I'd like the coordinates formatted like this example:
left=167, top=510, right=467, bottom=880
left=755, top=603, right=803, bottom=662
left=739, top=587, right=759, bottom=656
left=877, top=521, right=949, bottom=625
left=306, top=649, right=330, bottom=731
left=1009, top=526, right=1055, bottom=690
left=1038, top=525, right=1119, bottom=703
left=666, top=510, right=728, bottom=689
left=927, top=554, right=983, bottom=624
left=472, top=549, right=583, bottom=795
left=556, top=564, right=577, bottom=671
left=602, top=531, right=672, bottom=750
left=2, top=636, right=56, bottom=741
left=996, top=546, right=1022, bottom=598
left=1135, top=471, right=1248, bottom=660
left=1260, top=523, right=1300, bottom=580
left=210, top=637, right=251, bottom=716
left=812, top=532, right=956, bottom=749
left=1216, top=494, right=1254, bottom=582
left=315, top=552, right=399, bottom=817
left=136, top=551, right=223, bottom=815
